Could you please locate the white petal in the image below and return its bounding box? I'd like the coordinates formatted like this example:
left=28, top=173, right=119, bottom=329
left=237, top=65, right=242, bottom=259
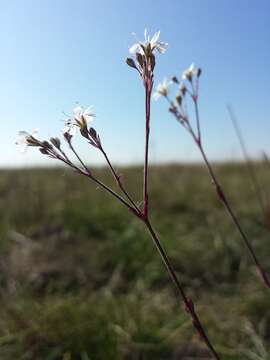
left=18, top=131, right=30, bottom=138
left=73, top=106, right=82, bottom=119
left=19, top=143, right=28, bottom=153
left=16, top=137, right=27, bottom=146
left=153, top=92, right=161, bottom=101
left=62, top=123, right=77, bottom=136
left=16, top=132, right=29, bottom=152
left=144, top=28, right=148, bottom=41
left=129, top=43, right=140, bottom=54
left=189, top=63, right=194, bottom=72
left=69, top=126, right=77, bottom=135
left=84, top=106, right=94, bottom=115
left=151, top=31, right=160, bottom=45
left=155, top=42, right=167, bottom=53
left=32, top=128, right=39, bottom=135
left=82, top=106, right=94, bottom=122
left=62, top=125, right=69, bottom=134
left=84, top=115, right=94, bottom=123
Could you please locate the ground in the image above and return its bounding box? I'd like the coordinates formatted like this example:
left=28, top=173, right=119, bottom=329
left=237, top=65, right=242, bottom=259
left=0, top=163, right=269, bottom=359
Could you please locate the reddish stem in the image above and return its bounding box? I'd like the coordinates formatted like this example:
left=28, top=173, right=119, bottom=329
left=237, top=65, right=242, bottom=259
left=186, top=98, right=270, bottom=289
left=143, top=80, right=152, bottom=218
left=144, top=219, right=220, bottom=359
left=99, top=146, right=141, bottom=214
left=96, top=139, right=220, bottom=357
left=66, top=142, right=139, bottom=217
left=56, top=143, right=220, bottom=357
left=141, top=75, right=219, bottom=357
left=199, top=143, right=270, bottom=288
left=194, top=98, right=201, bottom=146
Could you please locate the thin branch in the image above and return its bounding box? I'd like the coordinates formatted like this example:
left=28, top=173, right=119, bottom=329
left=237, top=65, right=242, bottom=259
left=57, top=143, right=140, bottom=216
left=99, top=146, right=141, bottom=213
left=194, top=98, right=201, bottom=145
left=51, top=142, right=220, bottom=358
left=68, top=141, right=90, bottom=174
left=167, top=83, right=270, bottom=289
left=190, top=100, right=270, bottom=288
left=89, top=174, right=140, bottom=217
left=199, top=144, right=265, bottom=269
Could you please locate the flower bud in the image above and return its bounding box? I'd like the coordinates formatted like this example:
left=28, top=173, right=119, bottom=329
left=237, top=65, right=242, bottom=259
left=39, top=148, right=48, bottom=155
left=26, top=136, right=40, bottom=147
left=145, top=43, right=152, bottom=57
left=169, top=105, right=177, bottom=114
left=63, top=132, right=72, bottom=143
left=88, top=127, right=101, bottom=148
left=150, top=54, right=156, bottom=71
left=80, top=127, right=89, bottom=139
left=180, top=83, right=187, bottom=96
left=42, top=141, right=53, bottom=150
left=126, top=58, right=137, bottom=69
left=176, top=94, right=182, bottom=106
left=50, top=137, right=61, bottom=149
left=136, top=53, right=144, bottom=67
left=89, top=127, right=97, bottom=140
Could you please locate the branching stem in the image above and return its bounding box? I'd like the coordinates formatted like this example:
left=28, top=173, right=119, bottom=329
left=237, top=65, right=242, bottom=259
left=99, top=146, right=140, bottom=213
left=169, top=91, right=270, bottom=289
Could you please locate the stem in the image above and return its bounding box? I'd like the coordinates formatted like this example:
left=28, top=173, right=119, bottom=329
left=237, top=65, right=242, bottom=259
left=90, top=175, right=139, bottom=217
left=198, top=144, right=270, bottom=287
left=143, top=218, right=220, bottom=359
left=194, top=99, right=201, bottom=145
left=168, top=92, right=270, bottom=287
left=66, top=141, right=139, bottom=216
left=191, top=104, right=270, bottom=288
left=143, top=81, right=152, bottom=218
left=100, top=146, right=140, bottom=213
left=68, top=141, right=90, bottom=174
left=47, top=144, right=220, bottom=357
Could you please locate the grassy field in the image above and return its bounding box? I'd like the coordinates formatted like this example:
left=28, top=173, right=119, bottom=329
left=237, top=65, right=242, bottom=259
left=0, top=163, right=270, bottom=359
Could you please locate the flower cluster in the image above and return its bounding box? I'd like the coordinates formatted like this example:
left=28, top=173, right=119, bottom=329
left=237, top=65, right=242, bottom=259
left=62, top=106, right=95, bottom=137
left=153, top=79, right=171, bottom=100
left=16, top=105, right=100, bottom=166
left=16, top=130, right=41, bottom=153
left=126, top=29, right=167, bottom=85
left=182, top=63, right=201, bottom=81
left=129, top=29, right=167, bottom=56
left=158, top=61, right=270, bottom=295
left=153, top=63, right=202, bottom=123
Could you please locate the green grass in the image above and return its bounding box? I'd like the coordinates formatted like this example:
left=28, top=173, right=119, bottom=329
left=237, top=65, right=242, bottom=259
left=0, top=163, right=270, bottom=359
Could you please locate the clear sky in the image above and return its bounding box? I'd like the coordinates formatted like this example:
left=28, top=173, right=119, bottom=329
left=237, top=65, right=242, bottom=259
left=1, top=0, right=270, bottom=167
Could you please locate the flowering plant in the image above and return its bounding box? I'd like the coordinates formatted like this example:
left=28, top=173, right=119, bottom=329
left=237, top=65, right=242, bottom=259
left=17, top=29, right=269, bottom=359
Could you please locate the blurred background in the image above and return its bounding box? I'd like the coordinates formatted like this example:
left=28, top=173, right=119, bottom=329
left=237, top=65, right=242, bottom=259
left=1, top=0, right=270, bottom=359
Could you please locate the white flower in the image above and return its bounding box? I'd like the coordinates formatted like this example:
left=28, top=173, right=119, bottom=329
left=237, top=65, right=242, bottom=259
left=62, top=105, right=95, bottom=136
left=16, top=129, right=39, bottom=152
left=62, top=119, right=77, bottom=136
left=182, top=63, right=197, bottom=81
left=129, top=29, right=168, bottom=56
left=153, top=79, right=171, bottom=100
left=73, top=106, right=95, bottom=127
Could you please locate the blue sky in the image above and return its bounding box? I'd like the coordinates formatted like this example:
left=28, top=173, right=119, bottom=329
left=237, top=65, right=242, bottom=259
left=1, top=0, right=270, bottom=167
